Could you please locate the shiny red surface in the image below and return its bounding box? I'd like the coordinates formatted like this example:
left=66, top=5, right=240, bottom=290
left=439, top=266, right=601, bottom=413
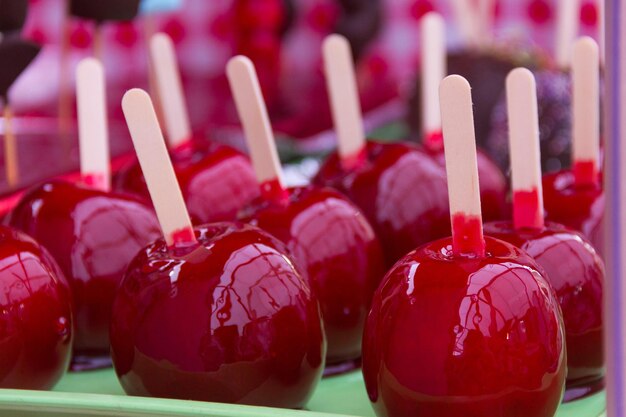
left=314, top=141, right=450, bottom=266
left=513, top=188, right=544, bottom=230
left=362, top=236, right=566, bottom=417
left=114, top=138, right=260, bottom=223
left=6, top=180, right=161, bottom=357
left=0, top=226, right=73, bottom=389
left=451, top=213, right=485, bottom=257
left=484, top=221, right=604, bottom=395
left=423, top=145, right=509, bottom=222
left=542, top=169, right=604, bottom=255
left=239, top=186, right=384, bottom=365
left=110, top=223, right=325, bottom=407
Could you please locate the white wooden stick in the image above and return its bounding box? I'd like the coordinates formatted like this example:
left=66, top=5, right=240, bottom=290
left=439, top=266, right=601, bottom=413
left=506, top=68, right=544, bottom=228
left=440, top=75, right=482, bottom=220
left=76, top=58, right=111, bottom=192
left=150, top=32, right=191, bottom=148
left=572, top=37, right=600, bottom=168
left=477, top=0, right=495, bottom=44
left=226, top=56, right=284, bottom=187
left=421, top=12, right=446, bottom=139
left=555, top=0, right=581, bottom=68
left=598, top=0, right=605, bottom=66
left=450, top=0, right=482, bottom=47
left=322, top=34, right=366, bottom=164
left=122, top=89, right=196, bottom=247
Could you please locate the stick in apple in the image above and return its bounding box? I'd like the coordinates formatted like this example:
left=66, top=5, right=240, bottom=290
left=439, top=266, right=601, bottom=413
left=322, top=34, right=366, bottom=170
left=420, top=12, right=445, bottom=149
left=226, top=56, right=285, bottom=200
left=3, top=104, right=17, bottom=188
left=572, top=36, right=600, bottom=186
left=122, top=88, right=196, bottom=247
left=150, top=32, right=191, bottom=148
left=76, top=57, right=111, bottom=191
left=555, top=0, right=581, bottom=68
left=506, top=68, right=544, bottom=230
left=439, top=75, right=485, bottom=257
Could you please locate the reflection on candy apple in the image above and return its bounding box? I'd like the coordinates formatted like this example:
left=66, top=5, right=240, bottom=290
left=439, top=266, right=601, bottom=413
left=0, top=226, right=73, bottom=389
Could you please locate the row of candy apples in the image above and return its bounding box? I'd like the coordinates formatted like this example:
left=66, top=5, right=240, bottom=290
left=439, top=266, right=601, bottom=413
left=0, top=17, right=603, bottom=417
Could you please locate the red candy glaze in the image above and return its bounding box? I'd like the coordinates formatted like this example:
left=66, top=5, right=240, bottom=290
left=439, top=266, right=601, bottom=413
left=314, top=141, right=450, bottom=266
left=110, top=223, right=325, bottom=407
left=512, top=188, right=543, bottom=230
left=6, top=180, right=161, bottom=361
left=484, top=221, right=604, bottom=400
left=542, top=169, right=604, bottom=255
left=573, top=160, right=599, bottom=187
left=114, top=138, right=260, bottom=223
left=423, top=144, right=509, bottom=222
left=239, top=186, right=384, bottom=366
left=0, top=226, right=73, bottom=389
left=362, top=236, right=566, bottom=417
left=451, top=213, right=485, bottom=257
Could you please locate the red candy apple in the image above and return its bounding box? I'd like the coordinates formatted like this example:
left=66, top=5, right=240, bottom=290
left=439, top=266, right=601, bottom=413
left=6, top=180, right=161, bottom=365
left=362, top=75, right=566, bottom=417
left=485, top=67, right=604, bottom=401
left=115, top=34, right=259, bottom=223
left=542, top=37, right=604, bottom=255
left=0, top=226, right=73, bottom=390
left=115, top=139, right=260, bottom=223
left=418, top=13, right=508, bottom=222
left=227, top=55, right=384, bottom=370
left=112, top=88, right=325, bottom=407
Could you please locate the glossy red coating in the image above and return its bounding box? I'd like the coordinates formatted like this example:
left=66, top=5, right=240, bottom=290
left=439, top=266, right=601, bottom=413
left=542, top=169, right=604, bottom=255
left=313, top=141, right=450, bottom=266
left=110, top=223, right=325, bottom=407
left=451, top=213, right=485, bottom=257
left=0, top=226, right=73, bottom=389
left=513, top=188, right=544, bottom=230
left=573, top=160, right=599, bottom=187
left=423, top=144, right=509, bottom=222
left=114, top=138, right=260, bottom=223
left=362, top=236, right=566, bottom=417
left=239, top=186, right=385, bottom=365
left=484, top=221, right=604, bottom=398
left=6, top=180, right=161, bottom=359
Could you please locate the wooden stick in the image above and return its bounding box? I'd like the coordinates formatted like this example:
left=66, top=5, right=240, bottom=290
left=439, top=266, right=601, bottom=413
left=477, top=0, right=496, bottom=42
left=572, top=37, right=600, bottom=186
left=597, top=0, right=605, bottom=66
left=76, top=58, right=110, bottom=191
left=506, top=68, right=544, bottom=230
left=93, top=23, right=104, bottom=62
left=450, top=0, right=482, bottom=47
left=322, top=34, right=366, bottom=169
left=3, top=104, right=18, bottom=189
left=122, top=88, right=196, bottom=247
left=420, top=12, right=445, bottom=148
left=555, top=0, right=581, bottom=68
left=439, top=75, right=485, bottom=257
left=226, top=56, right=286, bottom=200
left=57, top=0, right=72, bottom=159
left=150, top=32, right=191, bottom=148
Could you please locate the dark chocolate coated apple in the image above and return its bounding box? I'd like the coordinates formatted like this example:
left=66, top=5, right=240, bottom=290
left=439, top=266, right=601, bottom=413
left=314, top=140, right=450, bottom=266
left=362, top=236, right=566, bottom=417
left=484, top=221, right=604, bottom=400
left=239, top=185, right=384, bottom=367
left=115, top=139, right=260, bottom=223
left=0, top=225, right=72, bottom=389
left=110, top=223, right=325, bottom=407
left=6, top=180, right=161, bottom=364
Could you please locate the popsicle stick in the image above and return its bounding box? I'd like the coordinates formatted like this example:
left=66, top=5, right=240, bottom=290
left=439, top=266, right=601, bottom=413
left=150, top=32, right=191, bottom=148
left=555, top=0, right=581, bottom=68
left=122, top=89, right=196, bottom=247
left=477, top=0, right=495, bottom=42
left=439, top=75, right=485, bottom=257
left=76, top=58, right=110, bottom=191
left=598, top=0, right=605, bottom=66
left=450, top=0, right=482, bottom=47
left=420, top=12, right=446, bottom=149
left=3, top=104, right=18, bottom=188
left=322, top=34, right=366, bottom=169
left=226, top=56, right=286, bottom=200
left=506, top=68, right=544, bottom=230
left=572, top=37, right=600, bottom=186
left=93, top=24, right=104, bottom=62
left=58, top=1, right=72, bottom=155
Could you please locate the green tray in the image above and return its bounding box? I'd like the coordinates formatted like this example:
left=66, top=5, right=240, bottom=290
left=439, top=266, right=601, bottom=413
left=0, top=368, right=606, bottom=417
